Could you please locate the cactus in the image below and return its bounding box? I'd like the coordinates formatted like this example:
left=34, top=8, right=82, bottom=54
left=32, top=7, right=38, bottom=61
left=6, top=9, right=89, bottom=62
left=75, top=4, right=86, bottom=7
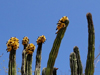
left=6, top=37, right=19, bottom=75
left=70, top=52, right=77, bottom=75
left=25, top=43, right=35, bottom=75
left=34, top=35, right=46, bottom=75
left=46, top=16, right=69, bottom=75
left=21, top=36, right=29, bottom=75
left=5, top=13, right=96, bottom=75
left=85, top=13, right=95, bottom=75
left=73, top=46, right=83, bottom=75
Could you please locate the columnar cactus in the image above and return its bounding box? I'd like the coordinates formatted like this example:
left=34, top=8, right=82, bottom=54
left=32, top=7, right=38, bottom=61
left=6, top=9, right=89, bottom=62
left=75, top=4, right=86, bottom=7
left=21, top=36, right=29, bottom=75
left=70, top=52, right=77, bottom=75
left=34, top=35, right=46, bottom=75
left=73, top=46, right=83, bottom=75
left=6, top=13, right=96, bottom=75
left=46, top=16, right=69, bottom=75
left=85, top=13, right=95, bottom=75
left=25, top=43, right=35, bottom=75
left=6, top=37, right=19, bottom=75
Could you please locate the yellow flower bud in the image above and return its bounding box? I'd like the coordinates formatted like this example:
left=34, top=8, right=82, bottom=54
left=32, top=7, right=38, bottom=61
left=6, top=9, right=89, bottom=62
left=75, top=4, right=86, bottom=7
left=22, top=36, right=29, bottom=45
left=6, top=37, right=19, bottom=52
left=56, top=16, right=68, bottom=34
left=36, top=35, right=46, bottom=44
left=26, top=43, right=35, bottom=55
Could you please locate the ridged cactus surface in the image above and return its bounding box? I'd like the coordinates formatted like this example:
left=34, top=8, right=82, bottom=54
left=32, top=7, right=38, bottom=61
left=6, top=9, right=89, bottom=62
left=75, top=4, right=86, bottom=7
left=6, top=37, right=19, bottom=75
left=26, top=43, right=35, bottom=75
left=70, top=52, right=77, bottom=75
left=85, top=13, right=95, bottom=75
left=21, top=36, right=29, bottom=75
left=34, top=35, right=46, bottom=75
left=46, top=16, right=69, bottom=75
left=73, top=46, right=83, bottom=75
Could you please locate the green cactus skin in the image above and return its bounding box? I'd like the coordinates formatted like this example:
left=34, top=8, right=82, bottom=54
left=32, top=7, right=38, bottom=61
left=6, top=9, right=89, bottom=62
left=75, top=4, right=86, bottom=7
left=73, top=46, right=83, bottom=75
left=42, top=67, right=58, bottom=75
left=8, top=49, right=16, bottom=75
left=21, top=44, right=28, bottom=75
left=34, top=43, right=42, bottom=75
left=70, top=52, right=77, bottom=75
left=26, top=54, right=32, bottom=75
left=42, top=67, right=46, bottom=75
left=85, top=13, right=95, bottom=75
left=46, top=18, right=69, bottom=75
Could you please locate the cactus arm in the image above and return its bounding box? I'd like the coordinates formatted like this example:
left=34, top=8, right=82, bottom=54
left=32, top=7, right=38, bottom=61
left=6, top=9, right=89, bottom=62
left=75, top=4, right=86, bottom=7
left=7, top=37, right=19, bottom=75
left=70, top=52, right=77, bottom=75
left=85, top=13, right=95, bottom=75
left=73, top=46, right=83, bottom=75
left=21, top=44, right=28, bottom=75
left=27, top=54, right=32, bottom=75
left=46, top=17, right=69, bottom=75
left=35, top=43, right=42, bottom=75
left=8, top=49, right=16, bottom=75
left=26, top=54, right=32, bottom=75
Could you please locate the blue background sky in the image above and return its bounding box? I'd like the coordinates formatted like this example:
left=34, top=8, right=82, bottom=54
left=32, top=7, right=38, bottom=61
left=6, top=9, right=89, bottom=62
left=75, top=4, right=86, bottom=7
left=0, top=0, right=100, bottom=75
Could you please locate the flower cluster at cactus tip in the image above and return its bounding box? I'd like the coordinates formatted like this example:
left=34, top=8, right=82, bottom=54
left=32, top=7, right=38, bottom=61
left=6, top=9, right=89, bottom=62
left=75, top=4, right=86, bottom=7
left=26, top=43, right=35, bottom=55
left=36, top=35, right=46, bottom=44
left=56, top=16, right=69, bottom=33
left=6, top=37, right=19, bottom=52
left=22, top=36, right=29, bottom=45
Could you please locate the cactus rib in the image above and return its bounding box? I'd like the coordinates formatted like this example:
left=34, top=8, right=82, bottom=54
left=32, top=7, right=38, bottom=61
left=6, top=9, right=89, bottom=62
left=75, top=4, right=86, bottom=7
left=35, top=43, right=42, bottom=75
left=85, top=13, right=95, bottom=75
left=21, top=44, right=28, bottom=75
left=8, top=49, right=16, bottom=75
left=73, top=46, right=83, bottom=75
left=70, top=52, right=77, bottom=75
left=46, top=16, right=69, bottom=75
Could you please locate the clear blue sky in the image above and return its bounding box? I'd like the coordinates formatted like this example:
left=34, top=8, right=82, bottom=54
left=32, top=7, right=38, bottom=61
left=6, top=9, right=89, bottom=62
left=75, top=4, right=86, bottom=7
left=0, top=0, right=100, bottom=75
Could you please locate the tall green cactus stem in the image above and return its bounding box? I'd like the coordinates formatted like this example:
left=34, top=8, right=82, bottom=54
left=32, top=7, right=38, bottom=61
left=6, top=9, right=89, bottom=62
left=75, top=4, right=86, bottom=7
left=26, top=54, right=32, bottom=75
left=35, top=43, right=42, bottom=75
left=70, top=52, right=77, bottom=75
left=73, top=46, right=83, bottom=75
left=8, top=49, right=16, bottom=75
left=46, top=17, right=69, bottom=75
left=85, top=13, right=95, bottom=75
left=21, top=44, right=28, bottom=75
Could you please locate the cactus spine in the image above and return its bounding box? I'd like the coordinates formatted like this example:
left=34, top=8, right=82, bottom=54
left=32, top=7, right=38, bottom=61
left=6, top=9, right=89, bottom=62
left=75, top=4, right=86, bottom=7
left=70, top=52, right=77, bottom=75
left=85, top=13, right=95, bottom=75
left=73, top=46, right=83, bottom=75
left=46, top=16, right=69, bottom=75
